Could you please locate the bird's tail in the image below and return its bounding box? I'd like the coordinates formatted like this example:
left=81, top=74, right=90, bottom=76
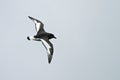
left=48, top=54, right=53, bottom=64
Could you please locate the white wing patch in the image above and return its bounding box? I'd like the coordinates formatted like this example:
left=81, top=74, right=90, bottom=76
left=33, top=20, right=41, bottom=32
left=41, top=39, right=51, bottom=55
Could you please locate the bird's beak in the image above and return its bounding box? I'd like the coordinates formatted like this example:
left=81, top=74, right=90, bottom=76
left=54, top=37, right=57, bottom=39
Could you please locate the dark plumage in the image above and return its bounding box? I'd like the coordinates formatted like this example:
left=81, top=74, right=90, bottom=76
left=27, top=16, right=56, bottom=64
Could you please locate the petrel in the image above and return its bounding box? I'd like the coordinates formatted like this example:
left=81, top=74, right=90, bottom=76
left=27, top=16, right=56, bottom=64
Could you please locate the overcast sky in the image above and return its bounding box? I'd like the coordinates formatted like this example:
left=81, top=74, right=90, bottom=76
left=0, top=0, right=120, bottom=80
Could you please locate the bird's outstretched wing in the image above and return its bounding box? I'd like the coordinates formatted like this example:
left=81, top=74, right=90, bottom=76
left=28, top=16, right=45, bottom=33
left=41, top=38, right=54, bottom=64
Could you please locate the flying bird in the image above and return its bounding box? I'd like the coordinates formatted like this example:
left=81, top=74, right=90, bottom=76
left=27, top=16, right=56, bottom=64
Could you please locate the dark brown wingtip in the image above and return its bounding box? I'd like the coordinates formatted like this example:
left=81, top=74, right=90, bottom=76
left=28, top=16, right=34, bottom=20
left=48, top=54, right=53, bottom=64
left=28, top=16, right=31, bottom=18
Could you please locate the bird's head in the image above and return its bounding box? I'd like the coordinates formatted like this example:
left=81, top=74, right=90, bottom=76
left=52, top=34, right=56, bottom=39
left=49, top=34, right=56, bottom=39
left=53, top=35, right=56, bottom=39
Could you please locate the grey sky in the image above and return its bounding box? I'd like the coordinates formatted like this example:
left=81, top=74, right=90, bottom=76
left=0, top=0, right=120, bottom=80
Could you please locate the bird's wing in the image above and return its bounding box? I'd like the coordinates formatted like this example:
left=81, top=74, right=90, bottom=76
left=28, top=16, right=45, bottom=33
left=41, top=38, right=54, bottom=64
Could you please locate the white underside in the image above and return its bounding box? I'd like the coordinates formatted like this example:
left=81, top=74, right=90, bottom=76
left=29, top=36, right=41, bottom=41
left=33, top=20, right=41, bottom=32
left=29, top=37, right=51, bottom=55
left=41, top=39, right=51, bottom=55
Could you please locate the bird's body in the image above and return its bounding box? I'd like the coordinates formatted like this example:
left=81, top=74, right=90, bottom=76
left=34, top=32, right=55, bottom=39
left=27, top=16, right=56, bottom=64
